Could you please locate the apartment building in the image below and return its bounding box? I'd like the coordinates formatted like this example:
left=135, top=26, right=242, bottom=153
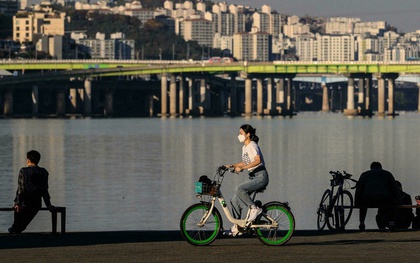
left=296, top=33, right=356, bottom=61
left=233, top=32, right=251, bottom=61
left=252, top=12, right=270, bottom=33
left=283, top=15, right=310, bottom=38
left=125, top=8, right=154, bottom=24
left=13, top=9, right=65, bottom=43
left=356, top=35, right=380, bottom=61
left=75, top=32, right=135, bottom=59
left=260, top=4, right=282, bottom=36
left=228, top=4, right=246, bottom=34
left=325, top=17, right=360, bottom=35
left=183, top=18, right=214, bottom=47
left=353, top=21, right=386, bottom=36
left=233, top=31, right=271, bottom=61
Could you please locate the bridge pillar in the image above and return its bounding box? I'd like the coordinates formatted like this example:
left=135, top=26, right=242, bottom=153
left=170, top=74, right=177, bottom=117
left=256, top=78, right=263, bottom=116
left=230, top=74, right=238, bottom=116
left=365, top=75, right=373, bottom=115
left=3, top=90, right=13, bottom=117
left=265, top=78, right=277, bottom=115
left=104, top=89, right=114, bottom=117
left=187, top=78, right=195, bottom=115
left=276, top=78, right=284, bottom=113
left=322, top=82, right=329, bottom=112
left=149, top=94, right=154, bottom=117
left=199, top=79, right=207, bottom=114
left=160, top=75, right=168, bottom=117
left=56, top=89, right=66, bottom=117
left=344, top=77, right=357, bottom=115
left=84, top=79, right=92, bottom=116
left=286, top=77, right=293, bottom=113
left=377, top=74, right=386, bottom=116
left=244, top=78, right=252, bottom=116
left=357, top=78, right=365, bottom=112
left=32, top=85, right=39, bottom=117
left=178, top=76, right=186, bottom=116
left=69, top=88, right=77, bottom=113
left=385, top=73, right=398, bottom=116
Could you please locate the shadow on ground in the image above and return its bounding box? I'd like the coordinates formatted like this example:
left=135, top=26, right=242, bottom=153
left=1, top=229, right=419, bottom=249
left=0, top=231, right=184, bottom=249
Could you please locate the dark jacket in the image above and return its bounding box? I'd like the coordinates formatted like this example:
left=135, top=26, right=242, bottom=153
left=355, top=168, right=401, bottom=206
left=14, top=166, right=51, bottom=209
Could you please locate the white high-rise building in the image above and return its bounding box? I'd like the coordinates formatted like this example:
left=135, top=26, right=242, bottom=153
left=325, top=17, right=360, bottom=35
left=296, top=33, right=356, bottom=61
left=233, top=31, right=271, bottom=61
left=183, top=18, right=214, bottom=47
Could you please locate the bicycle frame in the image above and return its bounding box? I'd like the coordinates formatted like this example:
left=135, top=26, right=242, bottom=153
left=329, top=171, right=357, bottom=209
left=326, top=171, right=357, bottom=230
left=198, top=192, right=277, bottom=229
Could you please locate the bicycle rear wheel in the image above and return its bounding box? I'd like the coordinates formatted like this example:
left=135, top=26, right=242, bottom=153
left=317, top=189, right=331, bottom=231
left=327, top=190, right=354, bottom=230
left=254, top=202, right=295, bottom=246
left=179, top=203, right=222, bottom=246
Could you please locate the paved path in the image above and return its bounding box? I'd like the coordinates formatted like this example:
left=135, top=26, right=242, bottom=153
left=1, top=230, right=420, bottom=262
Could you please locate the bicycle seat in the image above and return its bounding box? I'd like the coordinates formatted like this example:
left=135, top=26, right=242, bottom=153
left=254, top=187, right=266, bottom=194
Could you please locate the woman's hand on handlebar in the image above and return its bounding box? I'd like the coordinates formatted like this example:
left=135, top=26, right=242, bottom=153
left=222, top=164, right=242, bottom=173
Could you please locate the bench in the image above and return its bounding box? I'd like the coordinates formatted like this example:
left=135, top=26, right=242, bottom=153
left=352, top=205, right=420, bottom=209
left=0, top=206, right=66, bottom=234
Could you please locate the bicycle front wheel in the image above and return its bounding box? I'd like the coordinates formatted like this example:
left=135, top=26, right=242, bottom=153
left=327, top=190, right=354, bottom=230
left=254, top=202, right=295, bottom=246
left=317, top=189, right=331, bottom=231
left=179, top=203, right=222, bottom=246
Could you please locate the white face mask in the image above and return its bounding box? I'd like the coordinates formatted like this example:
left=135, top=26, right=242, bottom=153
left=238, top=134, right=245, bottom=143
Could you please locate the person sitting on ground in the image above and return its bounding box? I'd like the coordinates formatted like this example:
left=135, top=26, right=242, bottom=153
left=355, top=161, right=401, bottom=231
left=376, top=181, right=413, bottom=229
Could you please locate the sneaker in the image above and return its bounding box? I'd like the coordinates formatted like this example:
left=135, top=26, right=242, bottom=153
left=8, top=227, right=15, bottom=234
left=359, top=222, right=365, bottom=231
left=223, top=224, right=242, bottom=237
left=247, top=205, right=262, bottom=222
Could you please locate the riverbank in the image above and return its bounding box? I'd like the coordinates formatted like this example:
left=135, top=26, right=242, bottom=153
left=1, top=230, right=420, bottom=262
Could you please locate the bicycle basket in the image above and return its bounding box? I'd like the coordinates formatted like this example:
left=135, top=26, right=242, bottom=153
left=195, top=175, right=217, bottom=196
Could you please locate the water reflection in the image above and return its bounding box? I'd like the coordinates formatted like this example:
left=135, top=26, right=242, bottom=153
left=1, top=114, right=420, bottom=232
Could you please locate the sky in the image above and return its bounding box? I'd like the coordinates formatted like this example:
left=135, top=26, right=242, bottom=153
left=224, top=0, right=420, bottom=33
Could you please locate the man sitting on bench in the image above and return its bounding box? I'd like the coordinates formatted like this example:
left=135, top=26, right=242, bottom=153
left=8, top=150, right=55, bottom=234
left=355, top=162, right=401, bottom=231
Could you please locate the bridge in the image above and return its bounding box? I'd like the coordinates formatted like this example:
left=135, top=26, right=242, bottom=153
left=1, top=60, right=420, bottom=117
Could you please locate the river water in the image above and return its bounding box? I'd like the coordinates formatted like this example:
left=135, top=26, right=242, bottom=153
left=1, top=113, right=420, bottom=233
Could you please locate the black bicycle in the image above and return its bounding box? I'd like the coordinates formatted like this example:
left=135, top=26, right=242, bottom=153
left=317, top=171, right=358, bottom=231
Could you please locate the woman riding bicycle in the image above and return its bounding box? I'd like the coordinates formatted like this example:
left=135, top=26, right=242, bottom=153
left=225, top=124, right=269, bottom=236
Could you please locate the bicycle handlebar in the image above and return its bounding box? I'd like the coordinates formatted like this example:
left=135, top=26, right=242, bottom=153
left=329, top=170, right=358, bottom=188
left=217, top=165, right=236, bottom=176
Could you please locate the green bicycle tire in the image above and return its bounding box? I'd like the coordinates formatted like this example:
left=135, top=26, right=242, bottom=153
left=180, top=203, right=222, bottom=246
left=255, top=202, right=295, bottom=246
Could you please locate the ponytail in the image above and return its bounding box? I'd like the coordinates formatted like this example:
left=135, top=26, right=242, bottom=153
left=240, top=124, right=259, bottom=144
